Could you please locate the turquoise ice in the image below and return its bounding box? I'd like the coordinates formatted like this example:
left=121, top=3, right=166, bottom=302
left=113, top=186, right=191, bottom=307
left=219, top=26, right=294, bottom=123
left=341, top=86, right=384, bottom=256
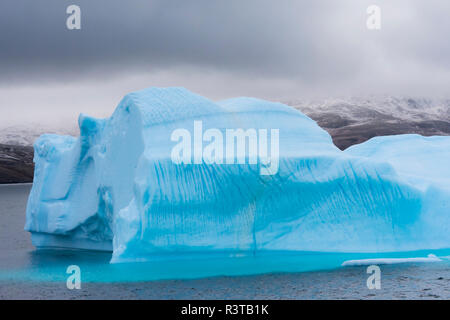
left=25, top=87, right=450, bottom=266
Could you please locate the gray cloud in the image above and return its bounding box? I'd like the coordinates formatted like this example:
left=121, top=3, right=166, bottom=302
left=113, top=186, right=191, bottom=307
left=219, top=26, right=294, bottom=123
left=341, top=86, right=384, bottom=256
left=0, top=1, right=349, bottom=80
left=0, top=0, right=449, bottom=128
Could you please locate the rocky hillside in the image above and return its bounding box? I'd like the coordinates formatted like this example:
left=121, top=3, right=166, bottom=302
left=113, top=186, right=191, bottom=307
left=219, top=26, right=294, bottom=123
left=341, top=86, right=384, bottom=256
left=289, top=96, right=450, bottom=149
left=0, top=144, right=34, bottom=183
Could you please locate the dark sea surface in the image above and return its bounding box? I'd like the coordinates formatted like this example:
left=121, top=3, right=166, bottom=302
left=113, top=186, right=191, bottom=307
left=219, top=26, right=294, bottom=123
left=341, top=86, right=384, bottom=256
left=1, top=183, right=450, bottom=299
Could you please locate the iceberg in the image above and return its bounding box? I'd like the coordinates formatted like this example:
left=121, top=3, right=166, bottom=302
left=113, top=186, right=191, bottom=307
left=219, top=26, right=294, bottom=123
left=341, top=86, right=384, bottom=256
left=25, top=87, right=450, bottom=265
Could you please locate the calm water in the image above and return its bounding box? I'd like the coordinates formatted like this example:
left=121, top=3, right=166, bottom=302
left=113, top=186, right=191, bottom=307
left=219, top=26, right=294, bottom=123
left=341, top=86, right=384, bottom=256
left=1, top=183, right=450, bottom=299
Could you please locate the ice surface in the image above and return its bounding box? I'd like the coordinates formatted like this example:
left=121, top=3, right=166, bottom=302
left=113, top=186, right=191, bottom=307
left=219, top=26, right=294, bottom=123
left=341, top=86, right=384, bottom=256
left=342, top=254, right=441, bottom=266
left=346, top=134, right=450, bottom=191
left=25, top=87, right=450, bottom=265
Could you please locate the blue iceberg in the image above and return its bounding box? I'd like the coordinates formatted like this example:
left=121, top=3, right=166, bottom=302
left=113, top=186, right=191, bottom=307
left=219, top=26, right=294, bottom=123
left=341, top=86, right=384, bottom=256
left=25, top=87, right=450, bottom=266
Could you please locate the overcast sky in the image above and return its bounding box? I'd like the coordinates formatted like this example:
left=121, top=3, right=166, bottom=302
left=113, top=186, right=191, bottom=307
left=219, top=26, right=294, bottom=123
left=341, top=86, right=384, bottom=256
left=0, top=0, right=449, bottom=128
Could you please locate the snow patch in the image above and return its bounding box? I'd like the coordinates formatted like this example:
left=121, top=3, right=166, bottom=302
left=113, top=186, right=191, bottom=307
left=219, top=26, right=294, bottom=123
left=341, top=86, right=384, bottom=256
left=342, top=254, right=441, bottom=266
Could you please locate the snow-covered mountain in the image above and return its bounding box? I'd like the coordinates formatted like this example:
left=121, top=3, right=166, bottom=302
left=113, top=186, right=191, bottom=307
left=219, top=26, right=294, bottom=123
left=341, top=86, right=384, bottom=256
left=0, top=124, right=78, bottom=183
left=1, top=96, right=450, bottom=183
left=2, top=96, right=449, bottom=148
left=286, top=96, right=450, bottom=149
left=0, top=124, right=78, bottom=146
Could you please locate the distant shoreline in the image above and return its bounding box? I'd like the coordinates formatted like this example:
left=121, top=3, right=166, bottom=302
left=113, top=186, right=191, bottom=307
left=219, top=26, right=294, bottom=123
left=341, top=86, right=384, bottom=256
left=0, top=182, right=32, bottom=186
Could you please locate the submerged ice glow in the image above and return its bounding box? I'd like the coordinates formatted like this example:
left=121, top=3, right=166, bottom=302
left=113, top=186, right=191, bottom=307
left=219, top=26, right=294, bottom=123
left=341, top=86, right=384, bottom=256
left=25, top=87, right=450, bottom=267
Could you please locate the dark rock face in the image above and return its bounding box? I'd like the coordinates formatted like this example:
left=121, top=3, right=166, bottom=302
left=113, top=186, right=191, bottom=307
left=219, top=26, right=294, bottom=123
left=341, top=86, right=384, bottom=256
left=0, top=144, right=34, bottom=183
